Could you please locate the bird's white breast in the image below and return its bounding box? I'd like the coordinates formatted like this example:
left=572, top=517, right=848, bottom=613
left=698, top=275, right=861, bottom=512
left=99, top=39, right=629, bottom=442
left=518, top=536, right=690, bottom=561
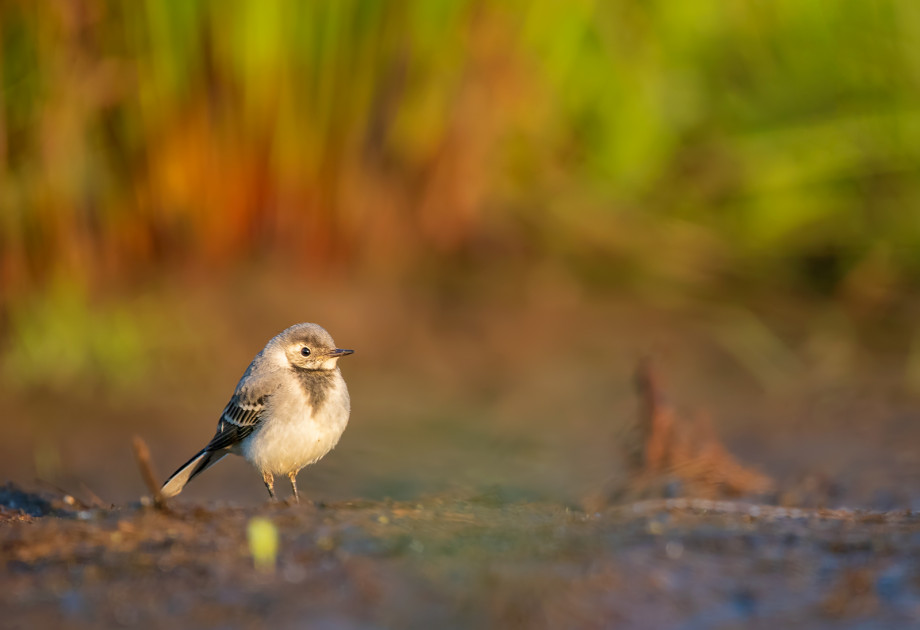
left=241, top=371, right=350, bottom=476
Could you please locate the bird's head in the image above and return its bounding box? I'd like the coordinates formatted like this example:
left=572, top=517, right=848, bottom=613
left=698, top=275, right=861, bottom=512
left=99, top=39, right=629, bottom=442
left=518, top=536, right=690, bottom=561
left=277, top=323, right=354, bottom=371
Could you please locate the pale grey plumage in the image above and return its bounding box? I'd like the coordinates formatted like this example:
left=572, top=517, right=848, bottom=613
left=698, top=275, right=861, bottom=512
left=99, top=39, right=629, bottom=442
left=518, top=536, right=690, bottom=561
left=161, top=323, right=353, bottom=501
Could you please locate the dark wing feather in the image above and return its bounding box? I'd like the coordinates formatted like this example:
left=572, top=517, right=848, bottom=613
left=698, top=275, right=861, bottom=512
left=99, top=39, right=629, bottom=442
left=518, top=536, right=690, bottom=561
left=205, top=392, right=268, bottom=451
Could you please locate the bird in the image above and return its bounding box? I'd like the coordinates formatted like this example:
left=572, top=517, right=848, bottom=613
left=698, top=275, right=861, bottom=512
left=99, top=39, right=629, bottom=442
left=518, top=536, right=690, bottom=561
left=160, top=322, right=353, bottom=502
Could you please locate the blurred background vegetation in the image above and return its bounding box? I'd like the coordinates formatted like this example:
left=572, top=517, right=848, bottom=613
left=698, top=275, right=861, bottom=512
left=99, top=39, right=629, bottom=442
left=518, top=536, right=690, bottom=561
left=2, top=0, right=920, bottom=389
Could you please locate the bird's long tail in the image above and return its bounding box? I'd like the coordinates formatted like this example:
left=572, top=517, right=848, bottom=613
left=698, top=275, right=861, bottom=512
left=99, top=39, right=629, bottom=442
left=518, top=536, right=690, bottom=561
left=160, top=448, right=228, bottom=498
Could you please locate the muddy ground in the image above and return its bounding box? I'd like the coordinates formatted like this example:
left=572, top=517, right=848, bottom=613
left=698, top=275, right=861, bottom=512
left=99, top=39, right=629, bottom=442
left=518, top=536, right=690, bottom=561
left=4, top=285, right=920, bottom=628
left=4, top=486, right=920, bottom=629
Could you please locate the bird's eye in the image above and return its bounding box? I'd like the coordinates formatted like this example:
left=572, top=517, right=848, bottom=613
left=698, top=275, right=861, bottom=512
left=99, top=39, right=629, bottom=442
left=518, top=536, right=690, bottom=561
left=300, top=347, right=311, bottom=357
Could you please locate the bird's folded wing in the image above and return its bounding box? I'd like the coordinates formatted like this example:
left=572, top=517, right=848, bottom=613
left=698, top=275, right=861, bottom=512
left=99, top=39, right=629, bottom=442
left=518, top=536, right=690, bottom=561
left=206, top=392, right=268, bottom=450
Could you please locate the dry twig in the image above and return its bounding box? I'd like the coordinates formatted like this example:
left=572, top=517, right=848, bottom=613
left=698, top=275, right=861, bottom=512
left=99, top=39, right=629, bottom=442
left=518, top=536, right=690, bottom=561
left=132, top=435, right=168, bottom=510
left=621, top=357, right=774, bottom=501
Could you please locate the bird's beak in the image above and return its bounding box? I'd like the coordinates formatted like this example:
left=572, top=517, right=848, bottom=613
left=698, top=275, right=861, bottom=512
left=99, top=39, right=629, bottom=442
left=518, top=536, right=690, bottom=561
left=327, top=348, right=354, bottom=358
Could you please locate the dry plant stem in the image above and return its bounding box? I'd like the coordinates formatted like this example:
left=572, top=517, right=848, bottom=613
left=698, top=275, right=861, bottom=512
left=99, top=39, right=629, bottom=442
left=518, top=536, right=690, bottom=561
left=78, top=482, right=109, bottom=509
left=629, top=357, right=774, bottom=498
left=633, top=357, right=674, bottom=473
left=34, top=478, right=92, bottom=509
left=132, top=435, right=168, bottom=510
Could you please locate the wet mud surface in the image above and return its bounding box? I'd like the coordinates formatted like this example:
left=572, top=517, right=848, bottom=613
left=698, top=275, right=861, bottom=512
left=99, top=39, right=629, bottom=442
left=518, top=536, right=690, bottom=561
left=4, top=486, right=920, bottom=629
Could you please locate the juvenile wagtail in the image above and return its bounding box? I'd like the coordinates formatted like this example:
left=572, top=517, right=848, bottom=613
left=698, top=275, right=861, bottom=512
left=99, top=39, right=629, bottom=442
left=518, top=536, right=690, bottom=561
left=161, top=323, right=353, bottom=502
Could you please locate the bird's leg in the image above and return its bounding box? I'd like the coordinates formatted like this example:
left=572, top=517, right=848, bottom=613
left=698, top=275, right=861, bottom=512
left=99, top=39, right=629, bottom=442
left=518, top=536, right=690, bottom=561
left=262, top=471, right=276, bottom=500
left=288, top=471, right=300, bottom=503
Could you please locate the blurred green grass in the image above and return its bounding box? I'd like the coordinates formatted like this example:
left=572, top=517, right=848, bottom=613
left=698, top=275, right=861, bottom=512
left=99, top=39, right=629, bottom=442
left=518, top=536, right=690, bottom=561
left=2, top=1, right=919, bottom=387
